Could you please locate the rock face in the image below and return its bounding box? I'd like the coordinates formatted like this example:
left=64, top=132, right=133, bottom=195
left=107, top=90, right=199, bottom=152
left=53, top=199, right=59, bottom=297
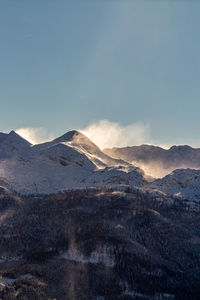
left=0, top=189, right=200, bottom=299
left=103, top=144, right=200, bottom=178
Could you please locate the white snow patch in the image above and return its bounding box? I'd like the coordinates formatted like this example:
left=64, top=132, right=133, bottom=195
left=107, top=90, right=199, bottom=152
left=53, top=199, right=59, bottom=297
left=59, top=246, right=115, bottom=267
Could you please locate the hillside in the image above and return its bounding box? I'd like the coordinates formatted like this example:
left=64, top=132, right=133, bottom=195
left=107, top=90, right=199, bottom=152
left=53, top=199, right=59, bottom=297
left=104, top=145, right=200, bottom=178
left=0, top=189, right=200, bottom=299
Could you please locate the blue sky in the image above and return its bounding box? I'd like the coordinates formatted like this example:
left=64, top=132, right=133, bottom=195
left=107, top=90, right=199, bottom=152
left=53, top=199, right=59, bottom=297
left=0, top=0, right=200, bottom=147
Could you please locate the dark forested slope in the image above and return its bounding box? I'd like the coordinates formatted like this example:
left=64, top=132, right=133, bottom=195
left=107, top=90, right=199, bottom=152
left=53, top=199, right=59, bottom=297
left=0, top=189, right=200, bottom=299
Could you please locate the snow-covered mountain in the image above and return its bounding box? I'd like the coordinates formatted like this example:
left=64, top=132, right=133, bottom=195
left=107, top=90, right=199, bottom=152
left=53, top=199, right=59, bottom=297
left=0, top=131, right=31, bottom=158
left=32, top=130, right=131, bottom=169
left=150, top=168, right=200, bottom=202
left=1, top=131, right=200, bottom=299
left=0, top=130, right=144, bottom=194
left=104, top=144, right=200, bottom=177
left=1, top=129, right=200, bottom=201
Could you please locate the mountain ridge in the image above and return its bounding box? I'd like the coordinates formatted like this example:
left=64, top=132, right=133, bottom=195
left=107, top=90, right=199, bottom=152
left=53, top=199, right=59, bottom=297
left=0, top=129, right=200, bottom=200
left=0, top=129, right=144, bottom=194
left=103, top=144, right=200, bottom=177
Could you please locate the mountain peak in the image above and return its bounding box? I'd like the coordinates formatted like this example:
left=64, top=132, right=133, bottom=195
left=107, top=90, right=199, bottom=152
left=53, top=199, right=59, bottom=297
left=53, top=130, right=87, bottom=144
left=3, top=130, right=31, bottom=148
left=33, top=129, right=99, bottom=152
left=59, top=130, right=81, bottom=140
left=9, top=130, right=17, bottom=135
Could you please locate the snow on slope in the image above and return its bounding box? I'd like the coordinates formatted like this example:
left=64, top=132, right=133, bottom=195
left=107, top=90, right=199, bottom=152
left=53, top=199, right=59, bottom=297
left=150, top=169, right=200, bottom=201
left=0, top=130, right=144, bottom=194
left=1, top=129, right=200, bottom=198
left=0, top=131, right=31, bottom=158
left=33, top=130, right=131, bottom=169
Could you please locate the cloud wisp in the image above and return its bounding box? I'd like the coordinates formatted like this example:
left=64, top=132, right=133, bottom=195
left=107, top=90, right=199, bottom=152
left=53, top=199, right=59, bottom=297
left=16, top=127, right=55, bottom=145
left=80, top=120, right=150, bottom=149
left=16, top=120, right=195, bottom=150
left=15, top=120, right=151, bottom=149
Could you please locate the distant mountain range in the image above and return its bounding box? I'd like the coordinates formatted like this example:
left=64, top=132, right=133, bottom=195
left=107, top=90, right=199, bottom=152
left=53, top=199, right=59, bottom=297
left=104, top=144, right=200, bottom=178
left=0, top=129, right=200, bottom=202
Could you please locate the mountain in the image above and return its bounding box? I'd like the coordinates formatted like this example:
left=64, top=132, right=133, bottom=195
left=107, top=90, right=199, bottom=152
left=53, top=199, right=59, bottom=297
left=1, top=132, right=200, bottom=299
left=33, top=130, right=131, bottom=169
left=150, top=168, right=200, bottom=202
left=0, top=130, right=144, bottom=194
left=0, top=131, right=31, bottom=158
left=0, top=132, right=7, bottom=143
left=103, top=144, right=200, bottom=178
left=1, top=129, right=200, bottom=200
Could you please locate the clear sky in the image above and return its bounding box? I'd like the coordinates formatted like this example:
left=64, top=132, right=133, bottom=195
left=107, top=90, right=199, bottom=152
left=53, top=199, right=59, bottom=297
left=1, top=0, right=200, bottom=147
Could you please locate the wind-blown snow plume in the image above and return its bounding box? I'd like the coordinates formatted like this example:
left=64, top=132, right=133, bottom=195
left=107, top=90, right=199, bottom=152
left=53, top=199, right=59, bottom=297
left=16, top=127, right=55, bottom=145
left=80, top=120, right=150, bottom=149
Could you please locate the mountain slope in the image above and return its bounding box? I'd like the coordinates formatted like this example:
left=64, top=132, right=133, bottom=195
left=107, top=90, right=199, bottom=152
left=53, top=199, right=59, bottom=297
left=150, top=168, right=200, bottom=202
left=33, top=130, right=131, bottom=169
left=104, top=144, right=200, bottom=177
left=1, top=188, right=200, bottom=299
left=0, top=131, right=31, bottom=158
left=1, top=129, right=200, bottom=198
left=0, top=130, right=144, bottom=194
